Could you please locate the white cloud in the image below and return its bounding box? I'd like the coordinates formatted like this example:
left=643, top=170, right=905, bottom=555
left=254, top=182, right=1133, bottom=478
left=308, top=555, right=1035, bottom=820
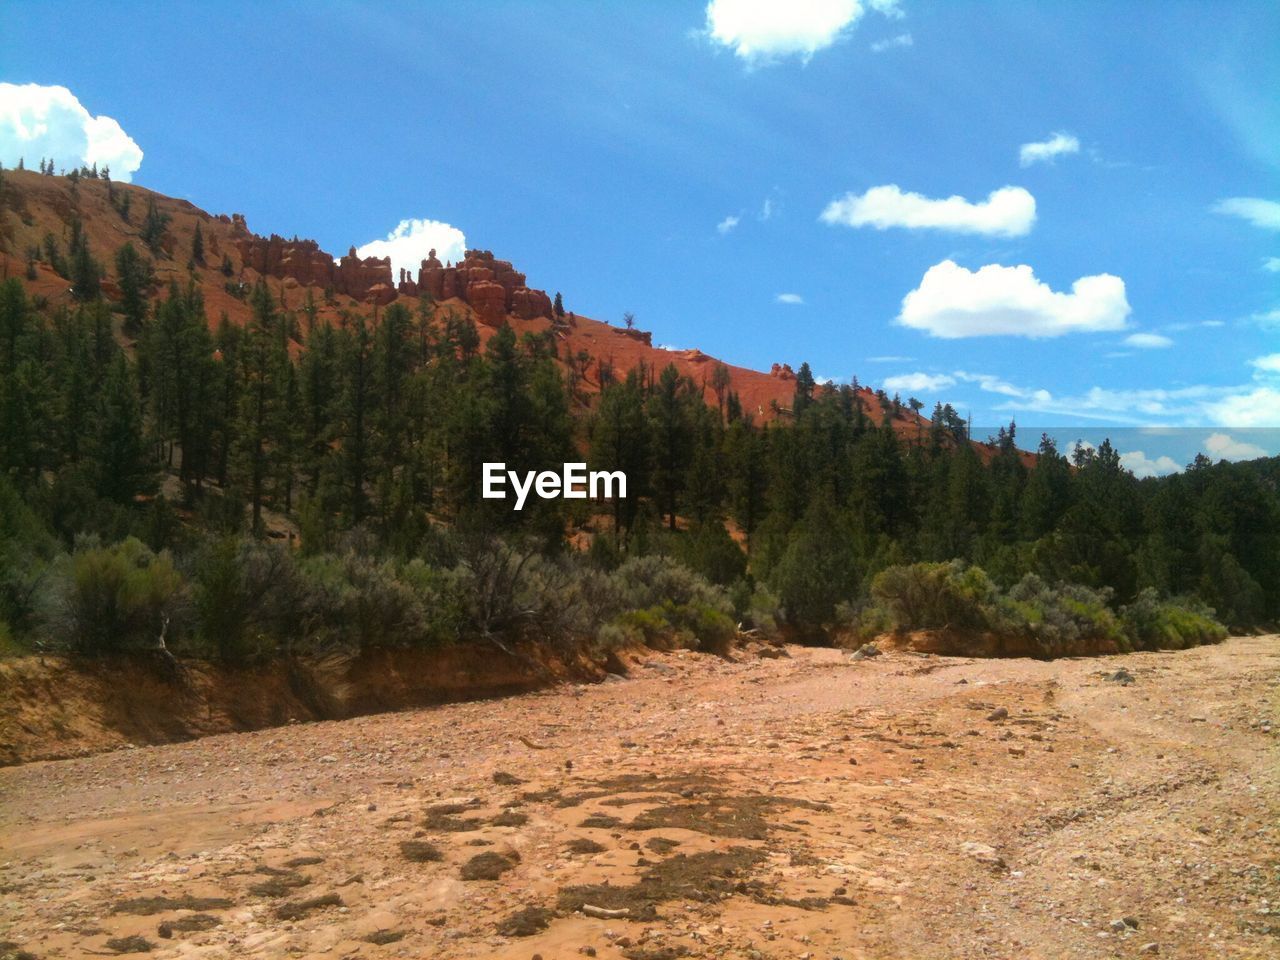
left=987, top=378, right=1276, bottom=428
left=1212, top=197, right=1280, bottom=231
left=868, top=0, right=904, bottom=18
left=820, top=184, right=1035, bottom=237
left=870, top=32, right=912, bottom=52
left=1255, top=309, right=1280, bottom=327
left=1019, top=132, right=1080, bottom=167
left=775, top=292, right=805, bottom=304
left=1263, top=257, right=1280, bottom=273
left=355, top=218, right=467, bottom=282
left=704, top=0, right=899, bottom=64
left=0, top=83, right=143, bottom=181
left=1205, top=387, right=1280, bottom=428
left=953, top=370, right=1027, bottom=397
left=1120, top=450, right=1181, bottom=479
left=1204, top=432, right=1266, bottom=460
left=882, top=372, right=955, bottom=393
left=1166, top=319, right=1225, bottom=331
left=716, top=214, right=741, bottom=235
left=1123, top=332, right=1173, bottom=349
left=1250, top=353, right=1280, bottom=375
left=867, top=355, right=913, bottom=363
left=897, top=260, right=1130, bottom=339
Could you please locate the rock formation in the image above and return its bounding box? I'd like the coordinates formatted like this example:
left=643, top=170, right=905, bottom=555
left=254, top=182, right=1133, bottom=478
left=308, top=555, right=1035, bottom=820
left=225, top=225, right=555, bottom=324
left=417, top=248, right=555, bottom=326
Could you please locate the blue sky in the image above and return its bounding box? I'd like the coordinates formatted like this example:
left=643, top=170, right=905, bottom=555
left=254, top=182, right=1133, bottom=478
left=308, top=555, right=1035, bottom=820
left=2, top=1, right=1278, bottom=473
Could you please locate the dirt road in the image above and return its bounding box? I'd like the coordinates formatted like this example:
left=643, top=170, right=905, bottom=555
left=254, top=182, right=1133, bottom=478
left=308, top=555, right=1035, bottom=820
left=2, top=637, right=1277, bottom=959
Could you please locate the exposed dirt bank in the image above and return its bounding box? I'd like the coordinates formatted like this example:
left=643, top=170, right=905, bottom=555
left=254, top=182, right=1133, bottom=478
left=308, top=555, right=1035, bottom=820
left=1, top=636, right=1276, bottom=959
left=0, top=642, right=618, bottom=767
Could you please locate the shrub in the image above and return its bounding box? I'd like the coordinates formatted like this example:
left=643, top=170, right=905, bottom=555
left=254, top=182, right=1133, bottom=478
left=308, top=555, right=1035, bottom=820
left=743, top=584, right=783, bottom=638
left=1121, top=589, right=1227, bottom=651
left=870, top=561, right=999, bottom=632
left=766, top=507, right=859, bottom=627
left=399, top=559, right=468, bottom=646
left=299, top=553, right=426, bottom=651
left=44, top=537, right=187, bottom=655
left=672, top=521, right=747, bottom=586
left=0, top=619, right=21, bottom=657
left=1000, top=575, right=1125, bottom=656
left=192, top=538, right=304, bottom=662
left=834, top=599, right=893, bottom=644
left=610, top=555, right=731, bottom=617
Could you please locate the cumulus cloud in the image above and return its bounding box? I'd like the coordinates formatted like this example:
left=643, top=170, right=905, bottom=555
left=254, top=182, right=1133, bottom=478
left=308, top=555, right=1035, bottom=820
left=1204, top=432, right=1266, bottom=460
left=0, top=83, right=143, bottom=181
left=1123, top=332, right=1173, bottom=349
left=1264, top=257, right=1280, bottom=272
left=775, top=292, right=805, bottom=304
left=1205, top=387, right=1280, bottom=428
left=1212, top=197, right=1280, bottom=231
left=1019, top=132, right=1080, bottom=167
left=870, top=33, right=912, bottom=52
left=882, top=372, right=955, bottom=393
left=355, top=218, right=467, bottom=283
left=1120, top=450, right=1181, bottom=479
left=717, top=214, right=740, bottom=235
left=820, top=185, right=1035, bottom=237
left=704, top=0, right=900, bottom=64
left=897, top=260, right=1130, bottom=339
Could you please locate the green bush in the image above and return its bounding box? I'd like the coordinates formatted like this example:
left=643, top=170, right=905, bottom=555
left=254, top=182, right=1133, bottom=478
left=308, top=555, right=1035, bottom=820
left=870, top=561, right=999, bottom=632
left=0, top=619, right=22, bottom=657
left=610, top=555, right=732, bottom=616
left=299, top=553, right=426, bottom=651
left=1000, top=575, right=1125, bottom=656
left=835, top=599, right=893, bottom=644
left=399, top=559, right=468, bottom=646
left=192, top=537, right=304, bottom=662
left=45, top=537, right=187, bottom=655
left=1121, top=589, right=1227, bottom=650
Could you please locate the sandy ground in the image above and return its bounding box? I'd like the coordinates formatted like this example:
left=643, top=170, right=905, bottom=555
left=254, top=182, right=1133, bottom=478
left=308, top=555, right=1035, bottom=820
left=1, top=636, right=1277, bottom=960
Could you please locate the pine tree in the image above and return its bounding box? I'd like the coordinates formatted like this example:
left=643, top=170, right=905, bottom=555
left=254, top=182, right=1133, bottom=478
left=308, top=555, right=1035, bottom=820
left=648, top=364, right=695, bottom=530
left=67, top=221, right=101, bottom=302
left=191, top=221, right=205, bottom=264
left=231, top=282, right=287, bottom=533
left=91, top=354, right=155, bottom=504
left=140, top=197, right=170, bottom=255
left=114, top=242, right=150, bottom=333
left=591, top=371, right=650, bottom=544
left=792, top=361, right=816, bottom=416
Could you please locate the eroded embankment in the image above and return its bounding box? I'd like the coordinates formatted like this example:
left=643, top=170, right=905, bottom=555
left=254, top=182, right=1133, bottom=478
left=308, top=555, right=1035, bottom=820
left=0, top=642, right=615, bottom=766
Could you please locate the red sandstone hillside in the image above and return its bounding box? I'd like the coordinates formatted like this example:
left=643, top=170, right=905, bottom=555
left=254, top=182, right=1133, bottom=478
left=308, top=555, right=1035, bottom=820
left=0, top=168, right=990, bottom=447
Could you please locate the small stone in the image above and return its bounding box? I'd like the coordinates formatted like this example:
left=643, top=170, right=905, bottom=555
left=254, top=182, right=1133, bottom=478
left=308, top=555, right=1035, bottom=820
left=1139, top=943, right=1159, bottom=954
left=987, top=707, right=1009, bottom=722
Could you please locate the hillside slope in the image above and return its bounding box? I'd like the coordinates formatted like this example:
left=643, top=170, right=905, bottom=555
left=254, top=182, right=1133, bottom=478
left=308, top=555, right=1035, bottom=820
left=0, top=168, right=952, bottom=438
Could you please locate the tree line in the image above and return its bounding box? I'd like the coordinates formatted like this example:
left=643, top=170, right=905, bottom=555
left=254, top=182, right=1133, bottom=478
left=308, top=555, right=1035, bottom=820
left=0, top=235, right=1277, bottom=659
